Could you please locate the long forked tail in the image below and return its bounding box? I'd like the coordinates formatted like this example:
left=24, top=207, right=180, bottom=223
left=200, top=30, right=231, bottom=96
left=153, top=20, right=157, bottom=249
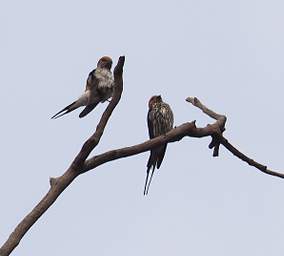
left=51, top=101, right=79, bottom=119
left=145, top=167, right=155, bottom=195
left=144, top=150, right=157, bottom=195
left=144, top=166, right=151, bottom=195
left=144, top=145, right=167, bottom=195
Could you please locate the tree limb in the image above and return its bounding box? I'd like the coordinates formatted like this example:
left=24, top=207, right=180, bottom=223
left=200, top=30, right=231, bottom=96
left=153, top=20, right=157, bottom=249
left=186, top=97, right=226, bottom=157
left=186, top=97, right=284, bottom=178
left=1, top=64, right=284, bottom=256
left=81, top=97, right=284, bottom=179
left=0, top=56, right=125, bottom=256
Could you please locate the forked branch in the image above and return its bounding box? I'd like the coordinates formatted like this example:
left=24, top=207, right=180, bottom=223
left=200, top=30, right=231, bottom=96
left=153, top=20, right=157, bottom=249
left=0, top=56, right=125, bottom=256
left=1, top=59, right=283, bottom=256
left=186, top=96, right=284, bottom=178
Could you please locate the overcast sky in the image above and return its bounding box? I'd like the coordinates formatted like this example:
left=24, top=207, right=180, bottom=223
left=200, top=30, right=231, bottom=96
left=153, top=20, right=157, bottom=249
left=1, top=0, right=284, bottom=255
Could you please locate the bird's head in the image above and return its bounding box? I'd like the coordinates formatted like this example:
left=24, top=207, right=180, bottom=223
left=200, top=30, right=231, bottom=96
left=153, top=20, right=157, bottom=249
left=97, top=56, right=113, bottom=70
left=148, top=95, right=162, bottom=109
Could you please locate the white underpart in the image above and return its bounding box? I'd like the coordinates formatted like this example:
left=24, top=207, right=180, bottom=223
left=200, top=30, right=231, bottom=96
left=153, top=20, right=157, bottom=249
left=95, top=68, right=114, bottom=89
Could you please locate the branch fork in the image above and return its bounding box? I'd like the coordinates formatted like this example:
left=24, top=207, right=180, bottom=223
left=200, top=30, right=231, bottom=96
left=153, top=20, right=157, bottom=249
left=1, top=57, right=284, bottom=256
left=186, top=96, right=226, bottom=156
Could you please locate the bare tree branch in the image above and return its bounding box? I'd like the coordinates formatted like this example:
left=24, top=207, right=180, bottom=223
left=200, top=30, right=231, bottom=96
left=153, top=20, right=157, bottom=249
left=186, top=96, right=226, bottom=157
left=71, top=56, right=125, bottom=169
left=0, top=56, right=125, bottom=256
left=186, top=96, right=226, bottom=121
left=186, top=97, right=284, bottom=178
left=81, top=97, right=284, bottom=179
left=219, top=137, right=284, bottom=178
left=1, top=64, right=283, bottom=256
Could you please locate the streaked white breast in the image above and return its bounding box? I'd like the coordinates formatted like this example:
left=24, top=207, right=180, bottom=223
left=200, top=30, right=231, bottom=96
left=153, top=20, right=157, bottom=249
left=95, top=68, right=114, bottom=89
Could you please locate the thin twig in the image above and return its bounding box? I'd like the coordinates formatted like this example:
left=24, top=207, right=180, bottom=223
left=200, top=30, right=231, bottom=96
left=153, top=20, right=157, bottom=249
left=186, top=97, right=226, bottom=156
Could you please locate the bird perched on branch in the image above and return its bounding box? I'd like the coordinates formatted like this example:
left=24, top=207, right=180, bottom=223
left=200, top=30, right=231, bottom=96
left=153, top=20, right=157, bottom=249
left=51, top=56, right=114, bottom=119
left=144, top=95, right=174, bottom=195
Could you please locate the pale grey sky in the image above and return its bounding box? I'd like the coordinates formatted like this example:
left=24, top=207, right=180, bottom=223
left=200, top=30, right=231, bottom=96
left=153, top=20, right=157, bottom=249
left=1, top=0, right=284, bottom=255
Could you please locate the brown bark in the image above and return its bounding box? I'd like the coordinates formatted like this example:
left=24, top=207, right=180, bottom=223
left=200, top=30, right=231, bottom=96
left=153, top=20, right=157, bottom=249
left=0, top=56, right=125, bottom=256
left=1, top=56, right=283, bottom=255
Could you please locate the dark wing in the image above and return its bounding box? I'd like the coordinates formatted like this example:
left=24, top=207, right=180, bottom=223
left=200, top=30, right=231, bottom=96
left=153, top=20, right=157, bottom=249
left=51, top=100, right=78, bottom=119
left=85, top=69, right=99, bottom=92
left=147, top=109, right=154, bottom=139
left=144, top=109, right=159, bottom=195
left=79, top=103, right=98, bottom=118
left=146, top=109, right=156, bottom=168
left=156, top=144, right=167, bottom=169
left=144, top=110, right=155, bottom=195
